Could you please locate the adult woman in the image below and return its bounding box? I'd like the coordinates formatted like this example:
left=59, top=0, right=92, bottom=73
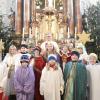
left=86, top=53, right=100, bottom=100
left=3, top=45, right=17, bottom=100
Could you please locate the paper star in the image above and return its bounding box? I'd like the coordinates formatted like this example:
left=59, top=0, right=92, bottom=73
left=77, top=31, right=90, bottom=44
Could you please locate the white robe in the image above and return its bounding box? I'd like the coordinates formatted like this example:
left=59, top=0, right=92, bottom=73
left=86, top=64, right=100, bottom=100
left=40, top=66, right=64, bottom=100
left=3, top=53, right=18, bottom=71
left=0, top=62, right=8, bottom=89
left=1, top=53, right=31, bottom=95
left=2, top=53, right=31, bottom=71
left=2, top=53, right=19, bottom=95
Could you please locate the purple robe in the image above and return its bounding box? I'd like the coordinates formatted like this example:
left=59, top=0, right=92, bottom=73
left=14, top=66, right=35, bottom=100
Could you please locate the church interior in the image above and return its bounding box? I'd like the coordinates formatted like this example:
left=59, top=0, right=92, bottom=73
left=15, top=0, right=83, bottom=44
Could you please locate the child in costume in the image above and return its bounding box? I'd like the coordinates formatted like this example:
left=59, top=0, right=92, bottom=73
left=40, top=54, right=64, bottom=100
left=14, top=55, right=35, bottom=100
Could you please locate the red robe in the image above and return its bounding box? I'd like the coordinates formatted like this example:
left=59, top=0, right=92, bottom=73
left=0, top=92, right=3, bottom=100
left=0, top=90, right=8, bottom=100
left=33, top=56, right=46, bottom=100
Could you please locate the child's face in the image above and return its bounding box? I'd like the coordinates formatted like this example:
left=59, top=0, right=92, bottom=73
left=21, top=61, right=28, bottom=67
left=48, top=60, right=56, bottom=67
left=20, top=47, right=28, bottom=53
left=71, top=54, right=79, bottom=61
left=9, top=47, right=16, bottom=55
left=77, top=48, right=83, bottom=54
left=34, top=50, right=40, bottom=56
left=62, top=46, right=68, bottom=52
left=89, top=56, right=96, bottom=65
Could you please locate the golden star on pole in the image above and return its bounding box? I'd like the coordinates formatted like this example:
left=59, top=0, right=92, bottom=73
left=77, top=31, right=90, bottom=44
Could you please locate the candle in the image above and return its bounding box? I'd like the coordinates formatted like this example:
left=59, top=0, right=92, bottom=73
left=48, top=0, right=53, bottom=7
left=75, top=27, right=77, bottom=33
left=0, top=39, right=2, bottom=43
left=35, top=27, right=38, bottom=45
left=45, top=0, right=47, bottom=7
left=75, top=27, right=77, bottom=39
left=28, top=28, right=31, bottom=44
left=22, top=28, right=25, bottom=39
left=68, top=27, right=70, bottom=38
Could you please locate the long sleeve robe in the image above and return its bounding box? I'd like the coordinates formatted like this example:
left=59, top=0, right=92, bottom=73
left=0, top=62, right=8, bottom=100
left=2, top=53, right=17, bottom=95
left=63, top=61, right=87, bottom=100
left=86, top=64, right=100, bottom=100
left=14, top=66, right=35, bottom=100
left=33, top=56, right=46, bottom=100
left=0, top=62, right=8, bottom=90
left=40, top=66, right=64, bottom=100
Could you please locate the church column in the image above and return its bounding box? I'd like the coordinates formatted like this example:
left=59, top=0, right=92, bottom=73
left=76, top=0, right=82, bottom=33
left=63, top=0, right=68, bottom=36
left=32, top=0, right=36, bottom=37
left=33, top=0, right=36, bottom=18
left=29, top=0, right=32, bottom=38
left=45, top=0, right=48, bottom=7
left=63, top=0, right=67, bottom=16
left=15, top=0, right=22, bottom=34
left=69, top=0, right=74, bottom=34
left=24, top=0, right=30, bottom=35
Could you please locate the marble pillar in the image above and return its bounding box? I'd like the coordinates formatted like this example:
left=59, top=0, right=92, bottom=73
left=76, top=0, right=82, bottom=33
left=32, top=0, right=36, bottom=37
left=45, top=0, right=48, bottom=7
left=24, top=0, right=30, bottom=35
left=16, top=0, right=22, bottom=34
left=69, top=0, right=74, bottom=34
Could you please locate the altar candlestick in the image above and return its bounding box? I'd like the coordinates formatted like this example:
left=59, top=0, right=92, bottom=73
left=22, top=28, right=25, bottom=40
left=75, top=27, right=77, bottom=39
left=68, top=27, right=70, bottom=38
